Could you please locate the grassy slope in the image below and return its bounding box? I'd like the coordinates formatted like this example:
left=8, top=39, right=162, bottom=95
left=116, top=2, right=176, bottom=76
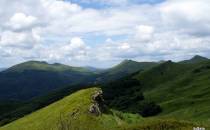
left=0, top=88, right=196, bottom=130
left=0, top=84, right=92, bottom=126
left=135, top=60, right=210, bottom=125
left=0, top=88, right=126, bottom=130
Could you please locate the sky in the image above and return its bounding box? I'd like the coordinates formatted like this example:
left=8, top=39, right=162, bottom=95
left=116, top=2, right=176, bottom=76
left=0, top=0, right=210, bottom=68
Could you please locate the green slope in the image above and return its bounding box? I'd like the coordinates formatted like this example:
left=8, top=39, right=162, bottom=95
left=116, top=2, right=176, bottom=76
left=0, top=84, right=92, bottom=126
left=0, top=88, right=197, bottom=130
left=0, top=87, right=134, bottom=130
left=101, top=57, right=210, bottom=128
left=134, top=60, right=210, bottom=123
left=0, top=87, right=111, bottom=130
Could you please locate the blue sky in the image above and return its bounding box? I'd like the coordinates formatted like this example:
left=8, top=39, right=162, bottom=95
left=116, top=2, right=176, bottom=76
left=0, top=0, right=210, bottom=68
left=68, top=0, right=165, bottom=9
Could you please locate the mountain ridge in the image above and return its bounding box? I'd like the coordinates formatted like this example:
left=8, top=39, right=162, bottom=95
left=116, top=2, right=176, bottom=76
left=0, top=61, right=97, bottom=101
left=4, top=60, right=93, bottom=73
left=96, top=59, right=158, bottom=83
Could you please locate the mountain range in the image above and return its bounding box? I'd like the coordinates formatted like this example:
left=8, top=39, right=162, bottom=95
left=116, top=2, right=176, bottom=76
left=0, top=59, right=158, bottom=101
left=0, top=55, right=210, bottom=130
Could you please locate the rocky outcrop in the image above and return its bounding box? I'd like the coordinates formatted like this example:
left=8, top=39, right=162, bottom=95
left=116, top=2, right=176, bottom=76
left=89, top=90, right=105, bottom=116
left=89, top=103, right=101, bottom=116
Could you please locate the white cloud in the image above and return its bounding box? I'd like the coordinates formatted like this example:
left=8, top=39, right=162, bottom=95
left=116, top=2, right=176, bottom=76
left=118, top=42, right=130, bottom=50
left=135, top=25, right=154, bottom=41
left=7, top=12, right=38, bottom=31
left=0, top=0, right=210, bottom=67
left=42, top=0, right=81, bottom=17
left=38, top=37, right=90, bottom=64
left=61, top=37, right=89, bottom=58
left=159, top=0, right=210, bottom=36
left=68, top=37, right=87, bottom=50
left=0, top=31, right=39, bottom=49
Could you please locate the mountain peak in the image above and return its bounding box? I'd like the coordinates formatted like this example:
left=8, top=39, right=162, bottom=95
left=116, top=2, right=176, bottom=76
left=115, top=59, right=140, bottom=68
left=191, top=55, right=208, bottom=60
left=120, top=59, right=138, bottom=65
left=23, top=60, right=48, bottom=65
left=188, top=55, right=208, bottom=63
left=180, top=55, right=209, bottom=64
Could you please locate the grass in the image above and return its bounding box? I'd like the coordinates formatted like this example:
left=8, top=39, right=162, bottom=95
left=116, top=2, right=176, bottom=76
left=132, top=60, right=210, bottom=127
left=0, top=87, right=203, bottom=130
left=0, top=87, right=122, bottom=130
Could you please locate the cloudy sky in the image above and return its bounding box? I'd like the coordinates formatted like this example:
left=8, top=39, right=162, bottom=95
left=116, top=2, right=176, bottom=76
left=0, top=0, right=210, bottom=68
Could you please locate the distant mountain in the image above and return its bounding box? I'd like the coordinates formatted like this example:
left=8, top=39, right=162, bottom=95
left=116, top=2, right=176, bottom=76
left=180, top=55, right=209, bottom=64
left=4, top=61, right=91, bottom=73
left=0, top=59, right=157, bottom=100
left=0, top=61, right=96, bottom=101
left=97, top=59, right=158, bottom=82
